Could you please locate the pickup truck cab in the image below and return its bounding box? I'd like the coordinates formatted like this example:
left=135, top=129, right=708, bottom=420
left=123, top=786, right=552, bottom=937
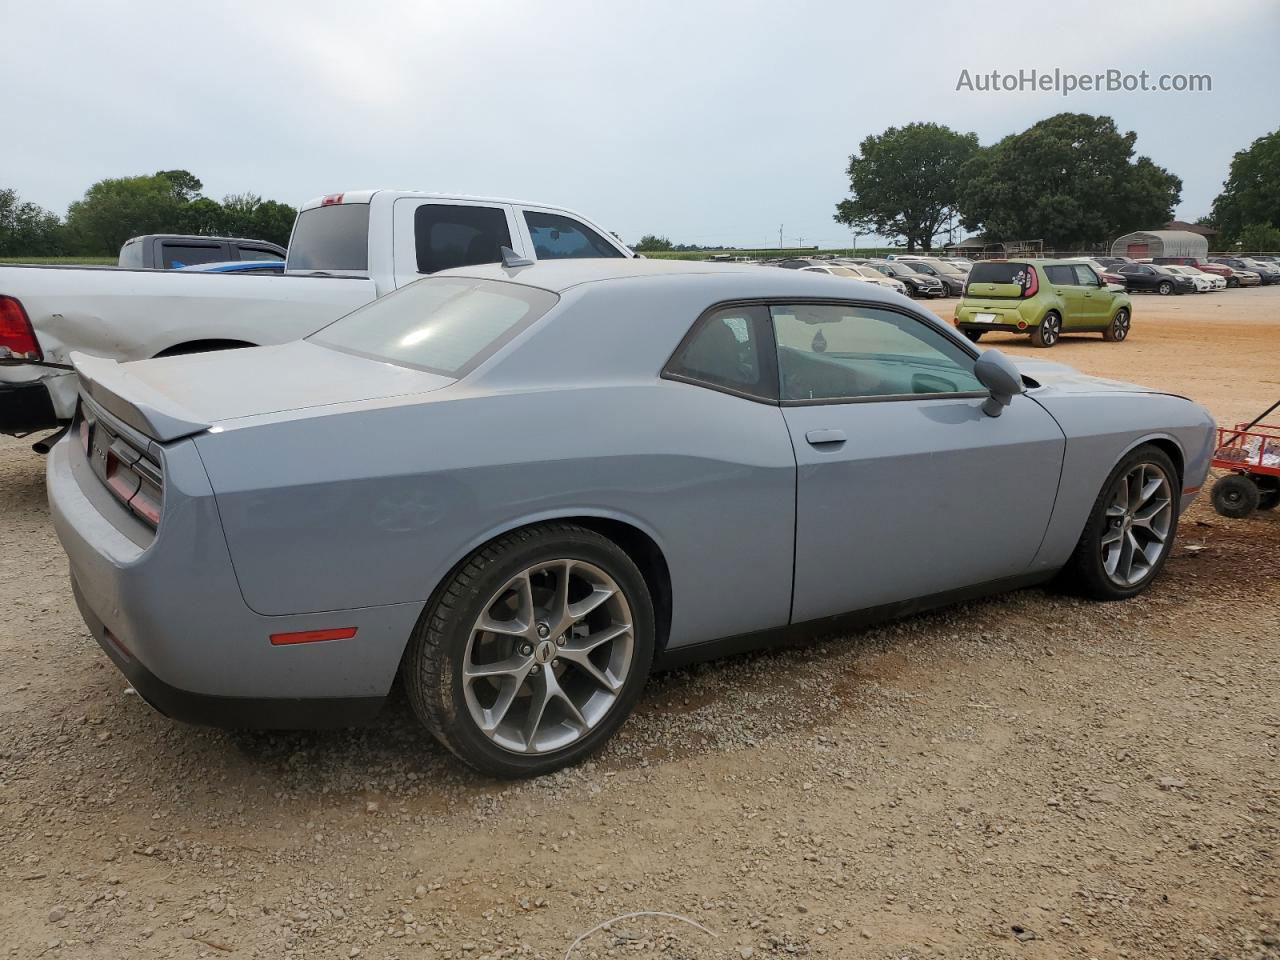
left=0, top=190, right=634, bottom=437
left=119, top=234, right=286, bottom=269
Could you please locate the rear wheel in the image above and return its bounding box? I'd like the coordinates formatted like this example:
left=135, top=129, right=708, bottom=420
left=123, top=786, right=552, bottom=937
left=1067, top=445, right=1178, bottom=600
left=1029, top=312, right=1061, bottom=348
left=1157, top=280, right=1174, bottom=296
left=1103, top=308, right=1131, bottom=342
left=1226, top=276, right=1239, bottom=288
left=962, top=329, right=984, bottom=343
left=404, top=523, right=654, bottom=778
left=1211, top=474, right=1260, bottom=518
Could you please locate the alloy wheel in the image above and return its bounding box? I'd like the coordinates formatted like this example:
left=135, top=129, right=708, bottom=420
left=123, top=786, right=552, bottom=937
left=1111, top=310, right=1130, bottom=341
left=462, top=559, right=634, bottom=755
left=1041, top=314, right=1060, bottom=345
left=1100, top=462, right=1173, bottom=586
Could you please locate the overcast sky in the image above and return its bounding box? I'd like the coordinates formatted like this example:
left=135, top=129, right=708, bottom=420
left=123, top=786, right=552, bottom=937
left=4, top=0, right=1278, bottom=248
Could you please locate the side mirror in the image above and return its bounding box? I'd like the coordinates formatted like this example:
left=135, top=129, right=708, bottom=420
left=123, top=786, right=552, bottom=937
left=973, top=348, right=1025, bottom=418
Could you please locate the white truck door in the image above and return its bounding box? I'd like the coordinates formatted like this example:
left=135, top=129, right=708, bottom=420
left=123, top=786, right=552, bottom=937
left=391, top=199, right=521, bottom=287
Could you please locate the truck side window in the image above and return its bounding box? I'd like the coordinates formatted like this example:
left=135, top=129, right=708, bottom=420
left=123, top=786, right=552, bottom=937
left=523, top=211, right=624, bottom=260
left=414, top=205, right=512, bottom=274
left=161, top=243, right=226, bottom=269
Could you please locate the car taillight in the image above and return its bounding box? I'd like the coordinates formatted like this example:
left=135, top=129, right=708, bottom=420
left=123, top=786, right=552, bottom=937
left=1022, top=266, right=1039, bottom=298
left=98, top=432, right=163, bottom=528
left=0, top=295, right=41, bottom=360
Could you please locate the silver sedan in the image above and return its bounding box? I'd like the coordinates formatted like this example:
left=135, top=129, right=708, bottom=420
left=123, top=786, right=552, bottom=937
left=49, top=260, right=1215, bottom=777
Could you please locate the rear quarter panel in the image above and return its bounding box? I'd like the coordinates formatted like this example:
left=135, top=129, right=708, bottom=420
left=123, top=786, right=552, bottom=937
left=193, top=382, right=798, bottom=651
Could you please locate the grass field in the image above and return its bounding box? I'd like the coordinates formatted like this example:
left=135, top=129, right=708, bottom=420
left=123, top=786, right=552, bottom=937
left=0, top=256, right=116, bottom=265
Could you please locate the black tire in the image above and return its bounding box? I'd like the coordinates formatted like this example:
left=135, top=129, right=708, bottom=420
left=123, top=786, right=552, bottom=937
left=1029, top=311, right=1061, bottom=348
left=1258, top=488, right=1279, bottom=511
left=1103, top=308, right=1131, bottom=342
left=1066, top=444, right=1180, bottom=601
left=1227, top=277, right=1239, bottom=288
left=403, top=523, right=655, bottom=778
left=1211, top=474, right=1260, bottom=519
left=962, top=329, right=984, bottom=343
left=1157, top=280, right=1174, bottom=296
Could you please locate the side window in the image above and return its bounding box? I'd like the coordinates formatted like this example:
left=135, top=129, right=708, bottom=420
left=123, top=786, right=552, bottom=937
left=1072, top=264, right=1099, bottom=285
left=237, top=247, right=284, bottom=262
left=771, top=304, right=984, bottom=402
left=161, top=243, right=225, bottom=268
left=665, top=305, right=774, bottom=400
left=1044, top=265, right=1076, bottom=285
left=414, top=204, right=512, bottom=274
left=524, top=211, right=624, bottom=260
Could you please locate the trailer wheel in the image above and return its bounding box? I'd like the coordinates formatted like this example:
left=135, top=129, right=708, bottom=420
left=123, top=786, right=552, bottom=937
left=1211, top=474, right=1259, bottom=518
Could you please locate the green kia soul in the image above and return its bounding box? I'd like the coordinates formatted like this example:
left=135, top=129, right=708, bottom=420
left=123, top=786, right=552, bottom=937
left=955, top=259, right=1132, bottom=347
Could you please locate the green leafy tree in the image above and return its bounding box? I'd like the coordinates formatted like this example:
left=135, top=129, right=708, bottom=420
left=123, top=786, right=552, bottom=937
left=1236, top=223, right=1280, bottom=252
left=1211, top=129, right=1280, bottom=245
left=634, top=234, right=673, bottom=252
left=248, top=199, right=297, bottom=247
left=834, top=123, right=979, bottom=251
left=0, top=187, right=65, bottom=256
left=155, top=169, right=204, bottom=203
left=176, top=196, right=228, bottom=236
left=959, top=113, right=1181, bottom=248
left=64, top=174, right=188, bottom=254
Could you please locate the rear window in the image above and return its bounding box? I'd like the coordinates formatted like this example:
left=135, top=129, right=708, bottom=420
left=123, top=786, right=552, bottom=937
left=287, top=203, right=370, bottom=272
left=969, top=262, right=1031, bottom=285
left=309, top=277, right=558, bottom=377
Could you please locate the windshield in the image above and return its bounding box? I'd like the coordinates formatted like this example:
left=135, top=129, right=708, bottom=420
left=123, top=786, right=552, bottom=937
left=310, top=277, right=559, bottom=376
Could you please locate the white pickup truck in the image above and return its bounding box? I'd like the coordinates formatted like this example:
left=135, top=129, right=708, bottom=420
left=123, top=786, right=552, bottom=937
left=0, top=190, right=633, bottom=438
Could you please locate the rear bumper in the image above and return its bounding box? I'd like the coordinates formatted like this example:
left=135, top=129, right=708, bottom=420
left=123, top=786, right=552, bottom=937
left=71, top=575, right=385, bottom=728
left=47, top=434, right=423, bottom=727
left=0, top=379, right=60, bottom=435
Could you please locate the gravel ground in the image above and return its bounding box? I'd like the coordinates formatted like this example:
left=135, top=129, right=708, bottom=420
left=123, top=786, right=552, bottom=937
left=1, top=289, right=1277, bottom=960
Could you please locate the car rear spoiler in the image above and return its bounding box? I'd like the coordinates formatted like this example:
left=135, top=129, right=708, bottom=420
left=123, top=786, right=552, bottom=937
left=70, top=352, right=210, bottom=443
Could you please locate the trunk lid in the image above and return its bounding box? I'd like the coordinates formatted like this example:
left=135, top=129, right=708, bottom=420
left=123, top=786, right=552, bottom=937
left=72, top=341, right=455, bottom=442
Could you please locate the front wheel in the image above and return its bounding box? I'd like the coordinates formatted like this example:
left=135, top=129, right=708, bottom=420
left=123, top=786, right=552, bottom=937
left=962, top=329, right=984, bottom=343
left=1211, top=474, right=1260, bottom=518
left=1103, top=308, right=1131, bottom=342
left=1157, top=280, right=1174, bottom=296
left=1029, top=312, right=1061, bottom=348
left=404, top=523, right=655, bottom=778
left=1066, top=445, right=1179, bottom=600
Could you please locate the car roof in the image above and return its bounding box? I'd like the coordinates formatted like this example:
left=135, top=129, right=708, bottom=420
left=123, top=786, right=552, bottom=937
left=431, top=257, right=920, bottom=302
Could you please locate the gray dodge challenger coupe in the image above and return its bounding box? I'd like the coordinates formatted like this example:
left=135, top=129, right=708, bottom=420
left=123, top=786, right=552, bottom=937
left=49, top=259, right=1215, bottom=777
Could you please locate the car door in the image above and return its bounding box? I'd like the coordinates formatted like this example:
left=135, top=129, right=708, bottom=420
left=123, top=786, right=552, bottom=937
left=391, top=198, right=521, bottom=286
left=1069, top=263, right=1109, bottom=325
left=1043, top=264, right=1086, bottom=328
left=770, top=301, right=1065, bottom=623
left=1118, top=263, right=1150, bottom=292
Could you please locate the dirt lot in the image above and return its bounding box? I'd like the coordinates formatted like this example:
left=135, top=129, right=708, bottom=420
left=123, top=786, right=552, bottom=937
left=1, top=288, right=1277, bottom=960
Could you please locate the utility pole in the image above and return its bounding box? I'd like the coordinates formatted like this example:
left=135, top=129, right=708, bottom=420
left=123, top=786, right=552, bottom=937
left=778, top=224, right=783, bottom=253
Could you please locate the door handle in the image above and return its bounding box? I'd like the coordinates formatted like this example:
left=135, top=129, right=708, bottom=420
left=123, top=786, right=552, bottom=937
left=805, top=428, right=846, bottom=446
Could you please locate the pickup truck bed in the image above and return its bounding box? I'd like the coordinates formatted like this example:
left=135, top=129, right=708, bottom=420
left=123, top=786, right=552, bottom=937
left=0, top=266, right=372, bottom=431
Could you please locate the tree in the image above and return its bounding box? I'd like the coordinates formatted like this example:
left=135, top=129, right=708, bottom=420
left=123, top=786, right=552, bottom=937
left=833, top=123, right=979, bottom=251
left=248, top=199, right=296, bottom=247
left=1211, top=129, right=1280, bottom=245
left=155, top=169, right=204, bottom=203
left=633, top=234, right=673, bottom=252
left=0, top=187, right=65, bottom=256
left=1236, top=223, right=1280, bottom=252
left=959, top=113, right=1181, bottom=248
left=64, top=174, right=188, bottom=253
left=176, top=196, right=228, bottom=236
